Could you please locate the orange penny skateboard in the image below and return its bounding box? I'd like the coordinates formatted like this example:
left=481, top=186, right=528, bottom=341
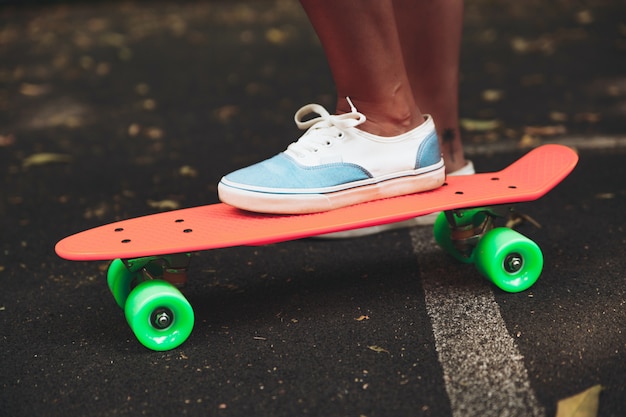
left=56, top=144, right=578, bottom=351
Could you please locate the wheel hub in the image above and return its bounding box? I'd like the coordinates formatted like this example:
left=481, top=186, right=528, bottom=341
left=504, top=253, right=523, bottom=273
left=151, top=308, right=174, bottom=329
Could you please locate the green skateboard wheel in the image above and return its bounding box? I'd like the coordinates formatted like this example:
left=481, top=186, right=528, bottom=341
left=474, top=227, right=543, bottom=293
left=124, top=280, right=194, bottom=351
left=107, top=259, right=139, bottom=308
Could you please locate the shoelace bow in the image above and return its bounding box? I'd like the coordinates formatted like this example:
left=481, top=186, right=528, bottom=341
left=287, top=97, right=366, bottom=156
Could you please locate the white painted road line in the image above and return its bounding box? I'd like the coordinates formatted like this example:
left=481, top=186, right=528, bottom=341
left=410, top=227, right=545, bottom=417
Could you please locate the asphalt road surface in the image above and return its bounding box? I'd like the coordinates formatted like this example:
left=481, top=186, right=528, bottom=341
left=1, top=1, right=625, bottom=416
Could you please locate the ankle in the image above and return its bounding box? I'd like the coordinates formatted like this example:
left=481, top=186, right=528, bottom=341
left=444, top=155, right=467, bottom=174
left=439, top=127, right=466, bottom=173
left=335, top=96, right=423, bottom=137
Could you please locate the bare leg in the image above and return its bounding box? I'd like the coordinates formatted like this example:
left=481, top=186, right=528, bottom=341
left=299, top=0, right=424, bottom=137
left=301, top=0, right=466, bottom=172
left=393, top=0, right=467, bottom=173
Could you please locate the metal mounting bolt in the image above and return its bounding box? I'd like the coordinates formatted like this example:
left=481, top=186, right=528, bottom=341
left=152, top=308, right=173, bottom=329
left=504, top=253, right=523, bottom=273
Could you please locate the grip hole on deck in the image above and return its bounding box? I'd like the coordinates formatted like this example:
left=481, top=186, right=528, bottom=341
left=121, top=239, right=131, bottom=243
left=175, top=219, right=185, bottom=223
left=183, top=229, right=193, bottom=233
left=508, top=185, right=518, bottom=189
left=491, top=177, right=500, bottom=181
left=455, top=191, right=464, bottom=195
left=114, top=228, right=124, bottom=232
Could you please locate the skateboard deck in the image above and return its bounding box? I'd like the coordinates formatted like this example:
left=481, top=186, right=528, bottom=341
left=54, top=144, right=578, bottom=351
left=56, top=144, right=578, bottom=261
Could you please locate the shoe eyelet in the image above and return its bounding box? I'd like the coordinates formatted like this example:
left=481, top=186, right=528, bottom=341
left=337, top=132, right=344, bottom=139
left=325, top=140, right=332, bottom=147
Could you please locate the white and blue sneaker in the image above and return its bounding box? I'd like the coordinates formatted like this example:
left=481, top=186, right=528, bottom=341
left=315, top=160, right=475, bottom=239
left=218, top=98, right=445, bottom=214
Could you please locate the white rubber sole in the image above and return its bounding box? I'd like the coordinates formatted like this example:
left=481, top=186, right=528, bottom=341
left=315, top=160, right=476, bottom=238
left=312, top=213, right=439, bottom=239
left=218, top=165, right=446, bottom=214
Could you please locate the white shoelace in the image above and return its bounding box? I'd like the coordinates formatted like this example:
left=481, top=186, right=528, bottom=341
left=287, top=97, right=366, bottom=157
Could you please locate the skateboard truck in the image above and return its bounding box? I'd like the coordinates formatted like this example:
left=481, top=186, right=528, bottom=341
left=443, top=206, right=514, bottom=259
left=123, top=253, right=191, bottom=288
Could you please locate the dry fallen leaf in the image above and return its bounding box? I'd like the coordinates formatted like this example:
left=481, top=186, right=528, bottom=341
left=555, top=385, right=602, bottom=417
left=482, top=89, right=504, bottom=102
left=96, top=62, right=111, bottom=76
left=524, top=125, right=567, bottom=136
left=460, top=118, right=501, bottom=132
left=511, top=37, right=531, bottom=53
left=135, top=83, right=150, bottom=95
left=83, top=203, right=109, bottom=219
left=20, top=83, right=51, bottom=97
left=367, top=345, right=389, bottom=354
left=0, top=134, right=16, bottom=147
left=521, top=73, right=545, bottom=86
left=100, top=32, right=126, bottom=48
left=147, top=199, right=180, bottom=210
left=355, top=315, right=370, bottom=321
left=143, top=99, right=157, bottom=110
left=265, top=27, right=289, bottom=44
left=506, top=212, right=542, bottom=229
left=550, top=112, right=568, bottom=122
left=575, top=112, right=601, bottom=123
left=23, top=153, right=72, bottom=168
left=519, top=134, right=541, bottom=148
left=179, top=165, right=198, bottom=177
left=214, top=105, right=239, bottom=124
left=118, top=47, right=133, bottom=61
left=576, top=10, right=594, bottom=25
left=127, top=123, right=141, bottom=137
left=145, top=127, right=164, bottom=140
